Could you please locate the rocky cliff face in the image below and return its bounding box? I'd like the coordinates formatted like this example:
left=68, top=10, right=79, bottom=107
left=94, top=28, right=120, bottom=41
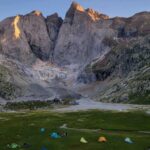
left=53, top=2, right=112, bottom=66
left=78, top=35, right=150, bottom=103
left=0, top=11, right=62, bottom=65
left=0, top=2, right=149, bottom=104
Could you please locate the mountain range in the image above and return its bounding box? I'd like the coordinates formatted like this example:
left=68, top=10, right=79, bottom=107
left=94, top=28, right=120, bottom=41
left=0, top=2, right=150, bottom=104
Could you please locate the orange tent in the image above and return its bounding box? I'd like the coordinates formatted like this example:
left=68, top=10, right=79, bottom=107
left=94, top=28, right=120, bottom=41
left=98, top=136, right=107, bottom=142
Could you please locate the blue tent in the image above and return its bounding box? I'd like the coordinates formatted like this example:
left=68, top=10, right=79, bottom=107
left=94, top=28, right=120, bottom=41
left=50, top=132, right=61, bottom=139
left=40, top=128, right=45, bottom=133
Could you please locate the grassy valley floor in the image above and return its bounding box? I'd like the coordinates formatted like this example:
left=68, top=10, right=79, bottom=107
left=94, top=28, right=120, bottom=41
left=0, top=110, right=150, bottom=150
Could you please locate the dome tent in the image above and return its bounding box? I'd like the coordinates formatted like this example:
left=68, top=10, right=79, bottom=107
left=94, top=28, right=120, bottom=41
left=125, top=137, right=133, bottom=144
left=80, top=137, right=88, bottom=143
left=98, top=136, right=107, bottom=142
left=40, top=128, right=45, bottom=133
left=50, top=132, right=61, bottom=139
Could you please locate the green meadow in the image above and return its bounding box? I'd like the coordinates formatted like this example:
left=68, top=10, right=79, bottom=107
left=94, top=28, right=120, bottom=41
left=0, top=110, right=150, bottom=150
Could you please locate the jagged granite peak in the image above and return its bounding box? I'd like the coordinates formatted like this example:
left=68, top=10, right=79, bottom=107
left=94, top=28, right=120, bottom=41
left=66, top=1, right=84, bottom=18
left=24, top=10, right=43, bottom=17
left=31, top=10, right=42, bottom=16
left=85, top=8, right=109, bottom=21
left=65, top=2, right=109, bottom=24
left=53, top=2, right=112, bottom=66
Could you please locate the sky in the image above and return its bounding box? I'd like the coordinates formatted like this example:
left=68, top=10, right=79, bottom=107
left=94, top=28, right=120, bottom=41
left=0, top=0, right=150, bottom=21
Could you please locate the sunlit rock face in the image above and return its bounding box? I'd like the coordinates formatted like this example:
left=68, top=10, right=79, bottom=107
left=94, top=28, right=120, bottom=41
left=33, top=10, right=42, bottom=17
left=12, top=16, right=21, bottom=39
left=86, top=8, right=109, bottom=21
left=65, top=2, right=84, bottom=25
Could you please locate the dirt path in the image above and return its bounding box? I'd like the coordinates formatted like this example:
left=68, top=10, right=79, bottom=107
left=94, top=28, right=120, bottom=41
left=60, top=125, right=150, bottom=136
left=54, top=98, right=150, bottom=112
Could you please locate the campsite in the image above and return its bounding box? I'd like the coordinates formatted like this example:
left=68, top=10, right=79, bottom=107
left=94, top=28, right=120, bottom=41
left=0, top=0, right=150, bottom=150
left=0, top=110, right=150, bottom=150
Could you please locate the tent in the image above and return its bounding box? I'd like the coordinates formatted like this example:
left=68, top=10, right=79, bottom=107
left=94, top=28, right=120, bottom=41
left=80, top=137, right=88, bottom=143
left=50, top=132, right=61, bottom=139
left=7, top=143, right=20, bottom=149
left=40, top=128, right=45, bottom=133
left=125, top=137, right=133, bottom=144
left=98, top=136, right=107, bottom=142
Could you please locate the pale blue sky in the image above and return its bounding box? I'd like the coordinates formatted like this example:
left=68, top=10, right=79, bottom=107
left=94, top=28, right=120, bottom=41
left=0, top=0, right=150, bottom=21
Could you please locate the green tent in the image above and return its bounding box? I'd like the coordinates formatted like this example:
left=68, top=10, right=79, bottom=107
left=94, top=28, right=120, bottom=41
left=7, top=143, right=20, bottom=149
